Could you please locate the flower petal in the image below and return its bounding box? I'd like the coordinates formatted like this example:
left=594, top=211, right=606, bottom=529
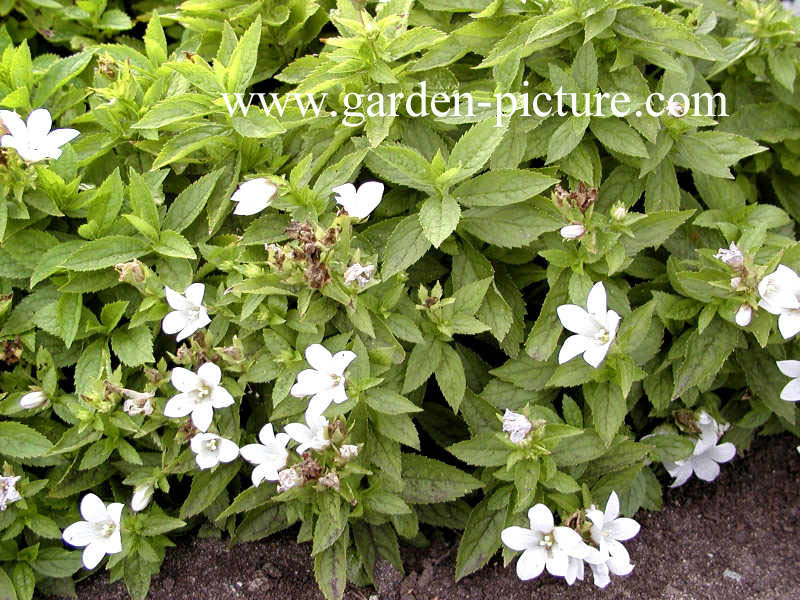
left=45, top=127, right=80, bottom=147
left=163, top=393, right=195, bottom=418
left=106, top=503, right=124, bottom=525
left=708, top=442, right=736, bottom=463
left=191, top=403, right=214, bottom=432
left=26, top=108, right=52, bottom=138
left=330, top=350, right=357, bottom=375
left=692, top=456, right=721, bottom=482
left=607, top=518, right=640, bottom=541
left=556, top=305, right=598, bottom=336
left=162, top=310, right=189, bottom=336
left=558, top=334, right=590, bottom=365
left=781, top=378, right=800, bottom=402
left=217, top=438, right=240, bottom=463
left=240, top=443, right=270, bottom=465
left=80, top=493, right=108, bottom=522
left=528, top=504, right=554, bottom=533
left=305, top=344, right=333, bottom=371
left=211, top=385, right=234, bottom=408
left=545, top=548, right=570, bottom=576
left=777, top=360, right=800, bottom=378
left=778, top=312, right=800, bottom=339
left=197, top=362, right=222, bottom=387
left=516, top=548, right=546, bottom=581
left=82, top=542, right=107, bottom=570
left=585, top=282, right=607, bottom=317
left=195, top=450, right=219, bottom=469
left=604, top=491, right=620, bottom=522
left=164, top=286, right=191, bottom=311
left=583, top=341, right=610, bottom=368
left=501, top=526, right=538, bottom=551
left=62, top=521, right=95, bottom=548
left=171, top=368, right=201, bottom=393
left=183, top=283, right=205, bottom=307
left=0, top=110, right=26, bottom=138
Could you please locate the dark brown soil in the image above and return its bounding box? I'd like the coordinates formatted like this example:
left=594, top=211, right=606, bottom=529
left=73, top=434, right=800, bottom=600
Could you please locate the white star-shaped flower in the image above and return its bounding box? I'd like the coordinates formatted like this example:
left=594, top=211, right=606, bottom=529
left=163, top=362, right=234, bottom=432
left=557, top=282, right=621, bottom=368
left=290, top=343, right=356, bottom=416
left=586, top=491, right=640, bottom=571
left=663, top=413, right=736, bottom=487
left=332, top=181, right=384, bottom=219
left=231, top=178, right=278, bottom=216
left=502, top=409, right=532, bottom=444
left=0, top=475, right=22, bottom=511
left=62, top=493, right=124, bottom=569
left=162, top=283, right=211, bottom=342
left=777, top=360, right=800, bottom=402
left=758, top=265, right=800, bottom=339
left=0, top=108, right=79, bottom=162
left=501, top=504, right=593, bottom=581
left=190, top=433, right=240, bottom=469
left=239, top=424, right=290, bottom=486
left=285, top=411, right=331, bottom=454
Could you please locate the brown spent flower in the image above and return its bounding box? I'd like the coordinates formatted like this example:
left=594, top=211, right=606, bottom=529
left=300, top=452, right=323, bottom=480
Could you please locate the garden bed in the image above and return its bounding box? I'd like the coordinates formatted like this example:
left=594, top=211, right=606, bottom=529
left=74, top=433, right=800, bottom=600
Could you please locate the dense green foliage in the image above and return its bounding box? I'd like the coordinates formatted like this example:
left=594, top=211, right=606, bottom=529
left=1, top=0, right=800, bottom=598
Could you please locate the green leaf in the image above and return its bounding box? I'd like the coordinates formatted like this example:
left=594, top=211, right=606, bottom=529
left=447, top=433, right=509, bottom=466
left=645, top=434, right=694, bottom=462
left=737, top=346, right=796, bottom=425
left=613, top=6, right=713, bottom=59
left=179, top=462, right=240, bottom=519
left=366, top=388, right=422, bottom=414
left=584, top=381, right=627, bottom=446
left=0, top=567, right=17, bottom=600
left=232, top=504, right=290, bottom=543
left=226, top=15, right=262, bottom=91
left=455, top=497, right=506, bottom=580
left=419, top=195, right=461, bottom=248
left=448, top=119, right=509, bottom=183
left=164, top=169, right=223, bottom=232
left=590, top=118, right=649, bottom=158
left=452, top=170, right=558, bottom=207
left=153, top=230, right=196, bottom=259
left=383, top=215, right=432, bottom=279
left=111, top=327, right=155, bottom=367
left=62, top=236, right=150, bottom=271
left=33, top=50, right=94, bottom=106
left=313, top=529, right=347, bottom=600
left=366, top=144, right=435, bottom=193
left=620, top=210, right=694, bottom=255
left=435, top=343, right=467, bottom=412
left=0, top=422, right=52, bottom=458
left=547, top=115, right=590, bottom=164
left=312, top=494, right=347, bottom=556
left=56, top=292, right=82, bottom=349
left=372, top=412, right=420, bottom=450
left=400, top=454, right=483, bottom=504
left=672, top=319, right=739, bottom=400
left=459, top=200, right=562, bottom=248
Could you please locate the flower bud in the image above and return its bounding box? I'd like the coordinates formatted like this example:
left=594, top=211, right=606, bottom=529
left=560, top=224, right=585, bottom=240
left=114, top=259, right=145, bottom=284
left=611, top=203, right=627, bottom=221
left=665, top=100, right=686, bottom=117
left=130, top=484, right=154, bottom=512
left=730, top=277, right=742, bottom=289
left=19, top=390, right=47, bottom=410
left=735, top=304, right=752, bottom=327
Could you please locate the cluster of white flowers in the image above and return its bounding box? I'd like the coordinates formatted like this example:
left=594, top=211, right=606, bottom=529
left=557, top=282, right=620, bottom=368
left=0, top=108, right=79, bottom=163
left=501, top=491, right=640, bottom=588
left=661, top=411, right=736, bottom=487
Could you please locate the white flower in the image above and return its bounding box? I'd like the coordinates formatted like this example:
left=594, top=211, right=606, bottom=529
left=285, top=411, right=330, bottom=454
left=164, top=362, right=234, bottom=432
left=62, top=493, right=124, bottom=569
left=758, top=265, right=800, bottom=339
left=714, top=242, right=744, bottom=268
left=501, top=504, right=593, bottom=581
left=557, top=282, right=621, bottom=368
left=290, top=343, right=356, bottom=416
left=231, top=178, right=278, bottom=216
left=586, top=491, right=640, bottom=573
left=665, top=100, right=686, bottom=117
left=19, top=390, right=48, bottom=410
left=162, top=283, right=211, bottom=342
left=130, top=485, right=153, bottom=512
left=190, top=433, right=239, bottom=469
left=277, top=468, right=301, bottom=492
left=663, top=414, right=736, bottom=487
left=0, top=108, right=79, bottom=162
left=502, top=409, right=532, bottom=444
left=0, top=476, right=22, bottom=511
left=239, top=424, right=290, bottom=486
left=735, top=304, right=752, bottom=327
left=339, top=444, right=359, bottom=459
left=332, top=181, right=384, bottom=218
left=560, top=223, right=585, bottom=240
left=777, top=360, right=800, bottom=402
left=343, top=263, right=375, bottom=288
